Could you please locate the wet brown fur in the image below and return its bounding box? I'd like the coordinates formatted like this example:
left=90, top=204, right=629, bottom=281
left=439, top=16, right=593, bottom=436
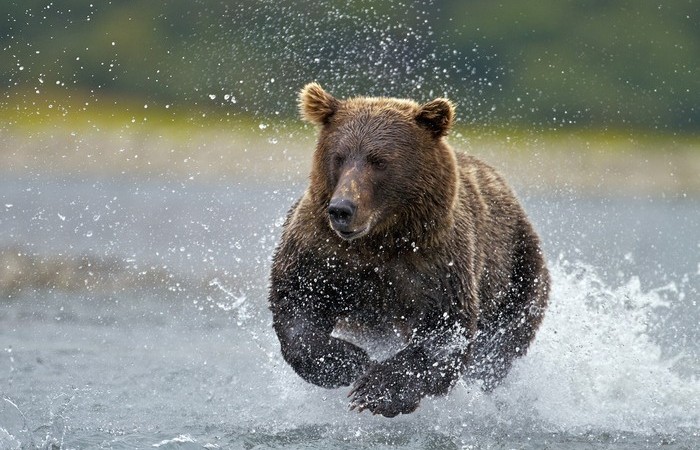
left=269, top=83, right=549, bottom=417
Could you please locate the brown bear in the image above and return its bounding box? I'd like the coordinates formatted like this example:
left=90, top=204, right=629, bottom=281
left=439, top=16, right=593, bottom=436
left=268, top=83, right=549, bottom=417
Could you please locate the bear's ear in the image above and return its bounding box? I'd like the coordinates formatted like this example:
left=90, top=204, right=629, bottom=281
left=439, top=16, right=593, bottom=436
left=299, top=82, right=339, bottom=125
left=416, top=98, right=455, bottom=138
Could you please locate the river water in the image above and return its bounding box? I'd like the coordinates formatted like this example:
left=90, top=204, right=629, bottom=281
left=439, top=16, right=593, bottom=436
left=1, top=175, right=698, bottom=449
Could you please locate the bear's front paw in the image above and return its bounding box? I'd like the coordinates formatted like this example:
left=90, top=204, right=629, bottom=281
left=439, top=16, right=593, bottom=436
left=348, top=363, right=423, bottom=417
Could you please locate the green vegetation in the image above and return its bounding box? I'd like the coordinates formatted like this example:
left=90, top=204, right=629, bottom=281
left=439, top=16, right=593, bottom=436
left=1, top=1, right=698, bottom=131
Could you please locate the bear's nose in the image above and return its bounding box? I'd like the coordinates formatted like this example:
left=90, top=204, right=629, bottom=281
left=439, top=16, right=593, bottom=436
left=328, top=198, right=357, bottom=229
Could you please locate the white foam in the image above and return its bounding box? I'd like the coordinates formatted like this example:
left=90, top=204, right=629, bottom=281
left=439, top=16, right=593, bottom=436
left=152, top=434, right=196, bottom=447
left=493, top=260, right=699, bottom=433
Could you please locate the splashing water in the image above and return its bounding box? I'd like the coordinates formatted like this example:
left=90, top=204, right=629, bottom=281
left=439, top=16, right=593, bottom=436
left=253, top=260, right=699, bottom=438
left=186, top=0, right=500, bottom=124
left=495, top=260, right=699, bottom=434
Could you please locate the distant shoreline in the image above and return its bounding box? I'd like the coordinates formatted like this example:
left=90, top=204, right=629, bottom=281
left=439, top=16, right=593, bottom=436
left=1, top=116, right=699, bottom=196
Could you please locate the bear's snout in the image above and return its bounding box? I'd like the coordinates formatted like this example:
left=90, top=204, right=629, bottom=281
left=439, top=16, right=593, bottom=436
left=327, top=196, right=373, bottom=241
left=328, top=198, right=356, bottom=226
left=328, top=198, right=357, bottom=234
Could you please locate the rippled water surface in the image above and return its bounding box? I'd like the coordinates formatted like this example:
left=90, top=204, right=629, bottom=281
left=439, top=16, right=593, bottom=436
left=1, top=176, right=698, bottom=449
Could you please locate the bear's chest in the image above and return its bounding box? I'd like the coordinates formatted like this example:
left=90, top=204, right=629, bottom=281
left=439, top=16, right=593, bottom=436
left=329, top=263, right=439, bottom=338
left=331, top=270, right=414, bottom=358
left=329, top=267, right=403, bottom=316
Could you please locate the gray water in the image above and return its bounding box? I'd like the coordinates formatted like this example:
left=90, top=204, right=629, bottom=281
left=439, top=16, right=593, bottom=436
left=1, top=176, right=699, bottom=449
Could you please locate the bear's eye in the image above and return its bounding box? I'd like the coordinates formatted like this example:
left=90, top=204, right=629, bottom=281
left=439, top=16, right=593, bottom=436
left=331, top=154, right=345, bottom=168
left=368, top=157, right=387, bottom=171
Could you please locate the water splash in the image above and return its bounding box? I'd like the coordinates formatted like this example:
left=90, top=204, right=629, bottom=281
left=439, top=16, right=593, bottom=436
left=254, top=260, right=699, bottom=438
left=207, top=277, right=247, bottom=311
left=152, top=434, right=196, bottom=448
left=186, top=0, right=500, bottom=123
left=494, top=260, right=699, bottom=433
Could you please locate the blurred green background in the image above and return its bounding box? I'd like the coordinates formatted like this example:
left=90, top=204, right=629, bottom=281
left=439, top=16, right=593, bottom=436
left=1, top=0, right=698, bottom=193
left=2, top=0, right=698, bottom=129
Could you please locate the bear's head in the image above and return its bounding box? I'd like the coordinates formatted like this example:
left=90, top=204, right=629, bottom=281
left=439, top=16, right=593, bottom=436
left=300, top=82, right=459, bottom=247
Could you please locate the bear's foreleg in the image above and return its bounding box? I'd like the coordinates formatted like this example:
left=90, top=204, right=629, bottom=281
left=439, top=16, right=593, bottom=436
left=274, top=312, right=373, bottom=389
left=468, top=224, right=549, bottom=390
left=348, top=317, right=469, bottom=417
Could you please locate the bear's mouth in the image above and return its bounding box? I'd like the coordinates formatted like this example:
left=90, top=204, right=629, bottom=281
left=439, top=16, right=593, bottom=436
left=332, top=225, right=370, bottom=241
